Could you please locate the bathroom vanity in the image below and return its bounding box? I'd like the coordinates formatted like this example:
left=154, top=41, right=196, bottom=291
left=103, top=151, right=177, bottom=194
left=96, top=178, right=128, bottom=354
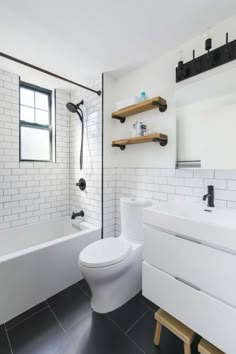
left=142, top=201, right=236, bottom=354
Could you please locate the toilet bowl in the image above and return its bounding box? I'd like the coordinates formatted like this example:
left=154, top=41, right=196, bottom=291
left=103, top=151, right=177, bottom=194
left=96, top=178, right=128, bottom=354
left=79, top=197, right=152, bottom=313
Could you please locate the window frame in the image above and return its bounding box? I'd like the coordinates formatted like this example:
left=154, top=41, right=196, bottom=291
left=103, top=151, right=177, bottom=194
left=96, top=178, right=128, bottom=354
left=19, top=81, right=53, bottom=162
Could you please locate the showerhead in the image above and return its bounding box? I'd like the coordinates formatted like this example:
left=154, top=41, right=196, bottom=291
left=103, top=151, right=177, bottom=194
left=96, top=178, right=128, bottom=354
left=66, top=102, right=77, bottom=113
left=66, top=100, right=84, bottom=113
left=66, top=99, right=85, bottom=170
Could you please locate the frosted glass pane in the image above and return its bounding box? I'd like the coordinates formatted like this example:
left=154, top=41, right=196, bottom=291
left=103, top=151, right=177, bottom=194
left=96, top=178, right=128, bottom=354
left=35, top=109, right=49, bottom=125
left=35, top=92, right=49, bottom=110
left=20, top=106, right=34, bottom=122
left=20, top=88, right=34, bottom=107
left=21, top=127, right=50, bottom=161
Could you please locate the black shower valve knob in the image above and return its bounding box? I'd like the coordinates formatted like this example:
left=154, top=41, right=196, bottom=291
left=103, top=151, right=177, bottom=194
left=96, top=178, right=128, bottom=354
left=76, top=178, right=86, bottom=191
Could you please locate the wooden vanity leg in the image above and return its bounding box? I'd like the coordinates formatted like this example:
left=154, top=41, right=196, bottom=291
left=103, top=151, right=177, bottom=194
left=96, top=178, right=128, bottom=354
left=184, top=342, right=191, bottom=354
left=154, top=321, right=162, bottom=346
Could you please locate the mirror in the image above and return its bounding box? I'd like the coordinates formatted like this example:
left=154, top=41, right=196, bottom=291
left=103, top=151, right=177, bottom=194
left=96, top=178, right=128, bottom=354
left=176, top=61, right=236, bottom=169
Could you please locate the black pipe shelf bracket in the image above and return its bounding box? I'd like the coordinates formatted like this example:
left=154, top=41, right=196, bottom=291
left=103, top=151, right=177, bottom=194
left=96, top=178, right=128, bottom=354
left=112, top=115, right=126, bottom=123
left=112, top=144, right=126, bottom=150
left=153, top=137, right=168, bottom=146
left=151, top=100, right=168, bottom=112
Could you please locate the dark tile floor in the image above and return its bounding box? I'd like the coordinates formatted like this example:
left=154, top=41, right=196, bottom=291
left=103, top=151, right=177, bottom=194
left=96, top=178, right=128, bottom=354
left=1, top=280, right=200, bottom=354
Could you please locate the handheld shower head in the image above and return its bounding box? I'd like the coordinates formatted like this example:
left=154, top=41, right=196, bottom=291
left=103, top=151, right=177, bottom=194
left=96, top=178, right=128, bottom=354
left=66, top=100, right=84, bottom=113
left=66, top=102, right=77, bottom=113
left=66, top=99, right=85, bottom=170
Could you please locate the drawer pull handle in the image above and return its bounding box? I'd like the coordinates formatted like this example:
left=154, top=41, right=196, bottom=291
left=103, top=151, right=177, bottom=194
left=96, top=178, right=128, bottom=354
left=175, top=276, right=200, bottom=291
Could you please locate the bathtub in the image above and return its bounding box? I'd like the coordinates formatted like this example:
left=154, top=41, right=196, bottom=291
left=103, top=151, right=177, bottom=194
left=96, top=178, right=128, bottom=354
left=0, top=217, right=100, bottom=324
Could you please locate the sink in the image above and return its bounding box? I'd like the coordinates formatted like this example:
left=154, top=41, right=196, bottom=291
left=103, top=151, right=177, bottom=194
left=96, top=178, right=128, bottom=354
left=143, top=201, right=236, bottom=253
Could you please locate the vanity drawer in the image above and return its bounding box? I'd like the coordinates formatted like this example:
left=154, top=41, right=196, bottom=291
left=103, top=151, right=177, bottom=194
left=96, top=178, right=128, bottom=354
left=144, top=226, right=236, bottom=308
left=143, top=261, right=236, bottom=354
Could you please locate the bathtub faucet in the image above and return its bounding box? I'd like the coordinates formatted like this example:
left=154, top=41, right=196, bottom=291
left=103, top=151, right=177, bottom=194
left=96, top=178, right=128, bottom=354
left=71, top=211, right=84, bottom=219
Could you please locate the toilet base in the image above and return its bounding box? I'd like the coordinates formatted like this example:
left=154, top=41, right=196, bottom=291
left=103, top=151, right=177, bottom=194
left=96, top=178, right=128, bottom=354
left=80, top=244, right=142, bottom=313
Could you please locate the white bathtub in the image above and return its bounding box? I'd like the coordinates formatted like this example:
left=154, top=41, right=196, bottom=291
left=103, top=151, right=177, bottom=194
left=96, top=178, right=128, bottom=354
left=0, top=217, right=100, bottom=324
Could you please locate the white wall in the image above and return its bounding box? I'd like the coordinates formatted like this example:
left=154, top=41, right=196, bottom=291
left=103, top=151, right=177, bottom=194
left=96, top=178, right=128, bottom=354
left=104, top=57, right=176, bottom=168
left=102, top=14, right=236, bottom=238
left=104, top=14, right=236, bottom=169
left=0, top=69, right=70, bottom=230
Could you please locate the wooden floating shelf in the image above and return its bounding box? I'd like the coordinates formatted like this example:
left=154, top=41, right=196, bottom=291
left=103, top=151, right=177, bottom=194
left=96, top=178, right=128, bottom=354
left=112, top=133, right=168, bottom=150
left=112, top=96, right=167, bottom=123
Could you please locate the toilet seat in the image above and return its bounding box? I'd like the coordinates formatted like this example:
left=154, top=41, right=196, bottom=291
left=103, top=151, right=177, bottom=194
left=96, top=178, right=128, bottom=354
left=79, top=237, right=131, bottom=268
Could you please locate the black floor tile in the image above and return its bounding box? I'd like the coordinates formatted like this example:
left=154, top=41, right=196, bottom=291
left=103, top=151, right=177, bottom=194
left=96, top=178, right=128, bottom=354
left=77, top=278, right=92, bottom=298
left=137, top=292, right=159, bottom=312
left=107, top=294, right=148, bottom=333
left=0, top=325, right=11, bottom=354
left=68, top=311, right=143, bottom=354
left=128, top=310, right=200, bottom=354
left=128, top=310, right=183, bottom=354
left=77, top=279, right=87, bottom=288
left=6, top=301, right=48, bottom=330
left=7, top=307, right=75, bottom=354
left=47, top=284, right=91, bottom=332
left=80, top=282, right=92, bottom=298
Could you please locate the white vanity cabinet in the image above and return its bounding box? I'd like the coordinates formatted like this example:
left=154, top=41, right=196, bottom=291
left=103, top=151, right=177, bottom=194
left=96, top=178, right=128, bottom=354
left=142, top=202, right=236, bottom=354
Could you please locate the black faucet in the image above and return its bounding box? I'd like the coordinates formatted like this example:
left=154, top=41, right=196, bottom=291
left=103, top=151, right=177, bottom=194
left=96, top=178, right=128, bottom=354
left=71, top=210, right=84, bottom=219
left=203, top=185, right=214, bottom=207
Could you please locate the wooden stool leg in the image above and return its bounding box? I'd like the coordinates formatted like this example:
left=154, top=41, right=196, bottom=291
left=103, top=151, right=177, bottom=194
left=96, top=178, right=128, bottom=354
left=154, top=321, right=162, bottom=346
left=184, top=342, right=191, bottom=354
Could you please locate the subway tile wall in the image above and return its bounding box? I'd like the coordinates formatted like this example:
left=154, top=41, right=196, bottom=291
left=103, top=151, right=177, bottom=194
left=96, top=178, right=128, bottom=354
left=69, top=77, right=102, bottom=230
left=103, top=168, right=116, bottom=238
left=0, top=69, right=103, bottom=233
left=103, top=168, right=236, bottom=237
left=0, top=69, right=70, bottom=230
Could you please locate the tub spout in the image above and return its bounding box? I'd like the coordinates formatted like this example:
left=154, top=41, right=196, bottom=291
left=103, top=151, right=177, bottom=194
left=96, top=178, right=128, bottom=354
left=71, top=211, right=84, bottom=219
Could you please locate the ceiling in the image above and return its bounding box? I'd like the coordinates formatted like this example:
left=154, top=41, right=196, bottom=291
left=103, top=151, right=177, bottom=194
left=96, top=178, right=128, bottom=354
left=1, top=0, right=236, bottom=85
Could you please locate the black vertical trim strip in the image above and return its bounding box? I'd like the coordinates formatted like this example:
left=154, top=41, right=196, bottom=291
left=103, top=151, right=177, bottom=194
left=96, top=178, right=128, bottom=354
left=101, top=73, right=104, bottom=239
left=54, top=89, right=57, bottom=163
left=18, top=76, right=21, bottom=162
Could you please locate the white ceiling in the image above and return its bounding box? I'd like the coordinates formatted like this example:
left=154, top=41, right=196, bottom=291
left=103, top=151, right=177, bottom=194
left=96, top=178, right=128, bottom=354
left=1, top=0, right=236, bottom=85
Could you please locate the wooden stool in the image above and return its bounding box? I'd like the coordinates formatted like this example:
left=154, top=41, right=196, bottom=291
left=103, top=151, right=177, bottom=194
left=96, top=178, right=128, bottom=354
left=154, top=309, right=195, bottom=354
left=198, top=338, right=225, bottom=354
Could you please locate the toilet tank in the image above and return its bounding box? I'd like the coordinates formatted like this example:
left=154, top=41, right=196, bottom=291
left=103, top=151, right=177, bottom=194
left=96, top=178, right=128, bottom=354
left=120, top=198, right=152, bottom=241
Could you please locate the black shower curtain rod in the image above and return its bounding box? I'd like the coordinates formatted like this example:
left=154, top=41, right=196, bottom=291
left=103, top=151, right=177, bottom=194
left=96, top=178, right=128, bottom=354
left=0, top=51, right=101, bottom=96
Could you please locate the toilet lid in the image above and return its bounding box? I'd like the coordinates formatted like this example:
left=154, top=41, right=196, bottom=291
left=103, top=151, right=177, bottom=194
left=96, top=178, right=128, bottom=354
left=79, top=237, right=131, bottom=268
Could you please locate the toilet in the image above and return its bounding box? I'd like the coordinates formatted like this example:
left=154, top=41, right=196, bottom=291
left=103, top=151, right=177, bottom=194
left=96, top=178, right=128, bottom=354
left=79, top=197, right=152, bottom=313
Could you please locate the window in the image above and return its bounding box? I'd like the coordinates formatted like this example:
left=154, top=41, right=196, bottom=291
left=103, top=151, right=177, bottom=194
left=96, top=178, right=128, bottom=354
left=20, top=82, right=53, bottom=161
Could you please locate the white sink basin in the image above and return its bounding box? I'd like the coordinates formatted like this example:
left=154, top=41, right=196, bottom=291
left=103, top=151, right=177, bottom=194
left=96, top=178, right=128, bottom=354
left=143, top=201, right=236, bottom=253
